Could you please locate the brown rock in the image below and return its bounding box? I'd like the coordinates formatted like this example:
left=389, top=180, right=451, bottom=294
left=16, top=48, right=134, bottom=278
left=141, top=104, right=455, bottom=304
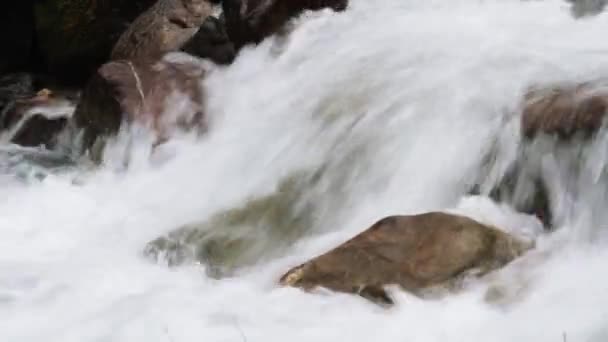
left=73, top=55, right=206, bottom=153
left=223, top=0, right=348, bottom=50
left=522, top=81, right=608, bottom=140
left=111, top=0, right=213, bottom=62
left=280, top=212, right=532, bottom=304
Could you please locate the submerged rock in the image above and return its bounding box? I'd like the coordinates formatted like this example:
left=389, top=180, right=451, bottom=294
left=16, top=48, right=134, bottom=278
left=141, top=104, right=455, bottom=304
left=0, top=145, right=74, bottom=176
left=566, top=0, right=607, bottom=18
left=72, top=54, right=206, bottom=155
left=144, top=170, right=323, bottom=276
left=223, top=0, right=348, bottom=50
left=479, top=160, right=553, bottom=230
left=279, top=212, right=532, bottom=305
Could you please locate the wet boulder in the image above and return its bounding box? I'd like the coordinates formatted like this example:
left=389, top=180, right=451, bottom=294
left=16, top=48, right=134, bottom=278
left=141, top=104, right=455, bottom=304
left=280, top=212, right=532, bottom=305
left=522, top=81, right=608, bottom=141
left=72, top=54, right=206, bottom=154
left=11, top=114, right=69, bottom=148
left=222, top=0, right=348, bottom=50
left=71, top=0, right=212, bottom=156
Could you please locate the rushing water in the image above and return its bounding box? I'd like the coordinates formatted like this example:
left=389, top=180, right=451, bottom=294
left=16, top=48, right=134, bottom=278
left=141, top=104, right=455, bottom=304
left=2, top=0, right=608, bottom=341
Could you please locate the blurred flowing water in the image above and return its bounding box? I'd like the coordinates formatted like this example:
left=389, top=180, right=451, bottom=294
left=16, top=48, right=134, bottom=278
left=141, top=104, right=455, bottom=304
left=1, top=0, right=608, bottom=341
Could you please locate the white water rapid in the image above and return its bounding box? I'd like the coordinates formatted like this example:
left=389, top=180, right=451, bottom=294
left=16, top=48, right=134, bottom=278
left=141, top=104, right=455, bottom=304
left=2, top=0, right=608, bottom=341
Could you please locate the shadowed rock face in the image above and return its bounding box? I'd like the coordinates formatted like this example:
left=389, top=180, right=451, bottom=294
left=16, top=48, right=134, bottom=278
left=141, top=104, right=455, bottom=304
left=111, top=0, right=213, bottom=61
left=223, top=0, right=348, bottom=49
left=280, top=212, right=532, bottom=305
left=182, top=16, right=236, bottom=64
left=11, top=115, right=69, bottom=148
left=73, top=55, right=206, bottom=153
left=1, top=87, right=75, bottom=148
left=522, top=81, right=608, bottom=141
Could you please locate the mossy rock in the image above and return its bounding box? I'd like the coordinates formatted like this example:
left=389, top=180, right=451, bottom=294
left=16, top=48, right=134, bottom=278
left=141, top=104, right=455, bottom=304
left=144, top=169, right=322, bottom=277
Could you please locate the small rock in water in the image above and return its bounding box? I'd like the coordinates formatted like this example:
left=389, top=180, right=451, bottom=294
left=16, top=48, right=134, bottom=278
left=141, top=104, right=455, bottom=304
left=279, top=212, right=533, bottom=305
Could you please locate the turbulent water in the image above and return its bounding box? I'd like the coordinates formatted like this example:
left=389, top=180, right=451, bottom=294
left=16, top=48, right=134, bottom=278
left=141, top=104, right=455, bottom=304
left=2, top=0, right=608, bottom=341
